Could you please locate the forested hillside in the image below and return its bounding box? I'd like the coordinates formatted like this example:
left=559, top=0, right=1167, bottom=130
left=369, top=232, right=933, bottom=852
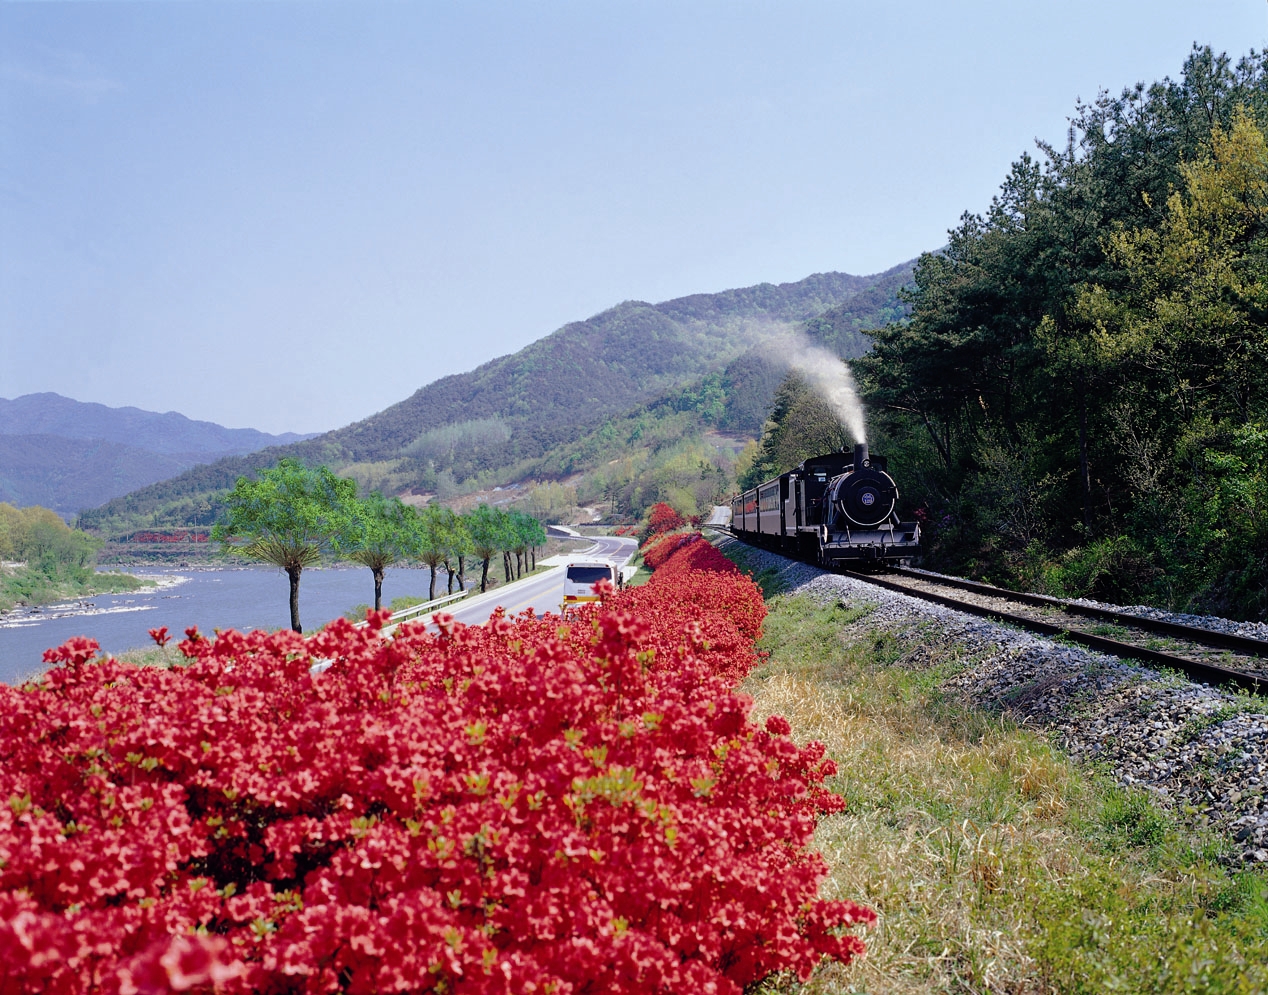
left=853, top=45, right=1268, bottom=620
left=737, top=373, right=855, bottom=489
left=0, top=435, right=204, bottom=518
left=80, top=265, right=912, bottom=535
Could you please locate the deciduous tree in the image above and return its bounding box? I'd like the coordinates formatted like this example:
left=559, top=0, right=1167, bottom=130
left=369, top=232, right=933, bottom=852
left=408, top=503, right=457, bottom=603
left=211, top=460, right=356, bottom=632
left=463, top=504, right=510, bottom=592
left=340, top=492, right=414, bottom=611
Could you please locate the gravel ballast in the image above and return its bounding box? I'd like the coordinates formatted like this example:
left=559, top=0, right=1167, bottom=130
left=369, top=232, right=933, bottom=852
left=724, top=540, right=1268, bottom=865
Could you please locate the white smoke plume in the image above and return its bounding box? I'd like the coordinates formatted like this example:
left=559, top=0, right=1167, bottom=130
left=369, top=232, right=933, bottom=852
left=758, top=328, right=868, bottom=444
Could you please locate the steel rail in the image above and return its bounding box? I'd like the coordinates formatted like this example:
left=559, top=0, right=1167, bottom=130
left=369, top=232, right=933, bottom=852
left=711, top=525, right=1268, bottom=694
left=845, top=570, right=1266, bottom=695
left=885, top=566, right=1268, bottom=659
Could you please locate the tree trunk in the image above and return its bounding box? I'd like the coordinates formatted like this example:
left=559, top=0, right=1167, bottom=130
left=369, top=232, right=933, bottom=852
left=515, top=551, right=523, bottom=578
left=287, top=564, right=303, bottom=633
left=457, top=555, right=465, bottom=591
left=445, top=558, right=455, bottom=594
left=503, top=552, right=512, bottom=584
left=429, top=564, right=437, bottom=602
left=373, top=566, right=384, bottom=611
left=916, top=409, right=953, bottom=472
left=480, top=556, right=490, bottom=592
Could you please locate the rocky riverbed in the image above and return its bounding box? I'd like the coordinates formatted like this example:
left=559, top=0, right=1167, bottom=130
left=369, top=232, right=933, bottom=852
left=723, top=539, right=1268, bottom=866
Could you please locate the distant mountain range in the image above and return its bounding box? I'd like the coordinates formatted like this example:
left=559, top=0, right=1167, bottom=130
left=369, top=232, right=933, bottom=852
left=75, top=261, right=915, bottom=535
left=0, top=394, right=315, bottom=517
left=0, top=393, right=312, bottom=454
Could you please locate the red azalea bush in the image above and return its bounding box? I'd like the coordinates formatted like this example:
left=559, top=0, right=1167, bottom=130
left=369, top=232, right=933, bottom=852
left=639, top=503, right=686, bottom=545
left=621, top=534, right=766, bottom=687
left=637, top=533, right=765, bottom=652
left=640, top=530, right=695, bottom=571
left=0, top=539, right=872, bottom=994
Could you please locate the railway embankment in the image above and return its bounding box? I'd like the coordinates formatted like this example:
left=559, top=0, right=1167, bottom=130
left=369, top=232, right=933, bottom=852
left=718, top=536, right=1268, bottom=866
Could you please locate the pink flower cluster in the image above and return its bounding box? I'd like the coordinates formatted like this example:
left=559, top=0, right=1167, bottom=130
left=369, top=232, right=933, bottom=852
left=0, top=536, right=871, bottom=993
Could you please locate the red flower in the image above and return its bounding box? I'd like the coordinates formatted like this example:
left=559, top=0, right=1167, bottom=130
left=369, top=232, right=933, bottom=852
left=5, top=530, right=870, bottom=994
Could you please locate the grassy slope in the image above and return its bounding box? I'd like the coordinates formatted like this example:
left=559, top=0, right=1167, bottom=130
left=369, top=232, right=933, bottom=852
left=724, top=548, right=1268, bottom=994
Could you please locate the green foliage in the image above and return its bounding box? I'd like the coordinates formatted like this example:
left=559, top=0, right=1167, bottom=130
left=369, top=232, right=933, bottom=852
left=0, top=502, right=144, bottom=611
left=341, top=492, right=416, bottom=609
left=1096, top=788, right=1171, bottom=851
left=212, top=460, right=356, bottom=570
left=211, top=459, right=358, bottom=631
left=343, top=493, right=414, bottom=567
left=522, top=481, right=578, bottom=524
left=460, top=503, right=547, bottom=591
left=0, top=503, right=97, bottom=570
left=855, top=46, right=1268, bottom=619
left=402, top=418, right=512, bottom=462
left=408, top=503, right=457, bottom=591
left=464, top=503, right=509, bottom=560
left=1028, top=863, right=1268, bottom=994
left=508, top=509, right=546, bottom=554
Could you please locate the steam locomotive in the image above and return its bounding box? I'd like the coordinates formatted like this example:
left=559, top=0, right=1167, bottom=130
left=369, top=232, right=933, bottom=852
left=729, top=443, right=920, bottom=568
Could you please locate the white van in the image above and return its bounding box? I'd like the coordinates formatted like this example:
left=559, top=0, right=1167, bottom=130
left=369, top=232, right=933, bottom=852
left=561, top=559, right=621, bottom=612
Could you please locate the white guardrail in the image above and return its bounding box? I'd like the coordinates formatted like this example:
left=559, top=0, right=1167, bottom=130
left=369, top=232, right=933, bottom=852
left=351, top=588, right=471, bottom=629
left=313, top=590, right=472, bottom=674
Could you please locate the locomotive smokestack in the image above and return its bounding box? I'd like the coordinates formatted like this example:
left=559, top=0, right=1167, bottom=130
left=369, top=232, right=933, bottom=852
left=853, top=442, right=869, bottom=468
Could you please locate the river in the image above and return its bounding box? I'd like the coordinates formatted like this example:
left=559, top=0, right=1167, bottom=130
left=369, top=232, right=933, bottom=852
left=0, top=565, right=449, bottom=685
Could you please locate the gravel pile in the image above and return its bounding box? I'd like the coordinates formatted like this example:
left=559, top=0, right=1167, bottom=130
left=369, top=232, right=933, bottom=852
left=726, top=541, right=1268, bottom=865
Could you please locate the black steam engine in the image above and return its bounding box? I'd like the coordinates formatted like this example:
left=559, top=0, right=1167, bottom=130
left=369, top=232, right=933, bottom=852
left=729, top=443, right=920, bottom=568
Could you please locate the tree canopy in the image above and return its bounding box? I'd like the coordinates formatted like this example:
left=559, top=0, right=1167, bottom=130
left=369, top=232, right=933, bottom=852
left=341, top=492, right=415, bottom=610
left=211, top=459, right=357, bottom=632
left=854, top=45, right=1268, bottom=619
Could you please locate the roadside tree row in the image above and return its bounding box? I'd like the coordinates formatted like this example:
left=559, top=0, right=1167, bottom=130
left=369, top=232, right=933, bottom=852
left=211, top=459, right=548, bottom=631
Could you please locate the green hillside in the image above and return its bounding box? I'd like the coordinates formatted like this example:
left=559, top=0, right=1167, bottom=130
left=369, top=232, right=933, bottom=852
left=79, top=263, right=911, bottom=536
left=0, top=435, right=203, bottom=519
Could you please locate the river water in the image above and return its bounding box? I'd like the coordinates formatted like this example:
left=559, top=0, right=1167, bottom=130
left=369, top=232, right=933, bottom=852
left=0, top=565, right=447, bottom=685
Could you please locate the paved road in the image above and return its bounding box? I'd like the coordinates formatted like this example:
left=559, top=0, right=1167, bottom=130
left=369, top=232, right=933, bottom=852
left=394, top=535, right=638, bottom=632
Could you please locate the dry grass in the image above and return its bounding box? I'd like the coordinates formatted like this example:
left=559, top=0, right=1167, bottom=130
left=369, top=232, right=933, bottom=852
left=743, top=594, right=1268, bottom=995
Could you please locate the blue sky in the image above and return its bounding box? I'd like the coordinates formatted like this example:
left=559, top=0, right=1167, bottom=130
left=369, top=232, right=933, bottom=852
left=1, top=2, right=1264, bottom=434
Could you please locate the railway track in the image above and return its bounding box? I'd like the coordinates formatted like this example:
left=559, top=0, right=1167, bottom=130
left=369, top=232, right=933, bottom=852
left=845, top=566, right=1268, bottom=695
left=712, top=526, right=1268, bottom=694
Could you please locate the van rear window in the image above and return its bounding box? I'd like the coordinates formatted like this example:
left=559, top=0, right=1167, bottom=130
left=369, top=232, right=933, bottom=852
left=566, top=566, right=612, bottom=584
